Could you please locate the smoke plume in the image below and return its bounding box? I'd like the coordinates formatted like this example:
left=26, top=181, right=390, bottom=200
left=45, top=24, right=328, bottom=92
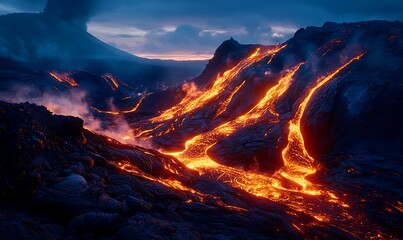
left=0, top=85, right=153, bottom=147
left=43, top=0, right=96, bottom=30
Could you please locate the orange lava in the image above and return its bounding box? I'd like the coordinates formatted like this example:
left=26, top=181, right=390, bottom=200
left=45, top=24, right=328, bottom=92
left=158, top=53, right=365, bottom=220
left=151, top=54, right=364, bottom=231
left=213, top=80, right=246, bottom=119
left=49, top=71, right=79, bottom=87
left=101, top=73, right=120, bottom=91
left=91, top=95, right=146, bottom=115
left=317, top=39, right=342, bottom=56
left=167, top=62, right=304, bottom=166
left=280, top=52, right=365, bottom=194
left=150, top=45, right=286, bottom=123
left=118, top=48, right=366, bottom=231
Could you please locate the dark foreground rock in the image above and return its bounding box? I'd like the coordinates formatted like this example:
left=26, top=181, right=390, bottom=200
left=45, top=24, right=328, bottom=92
left=0, top=101, right=357, bottom=239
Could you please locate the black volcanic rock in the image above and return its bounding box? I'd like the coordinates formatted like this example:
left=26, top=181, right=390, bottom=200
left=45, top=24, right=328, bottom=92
left=192, top=21, right=403, bottom=171
left=1, top=20, right=403, bottom=239
left=194, top=38, right=258, bottom=88
left=0, top=101, right=350, bottom=239
left=299, top=22, right=403, bottom=158
left=128, top=22, right=403, bottom=173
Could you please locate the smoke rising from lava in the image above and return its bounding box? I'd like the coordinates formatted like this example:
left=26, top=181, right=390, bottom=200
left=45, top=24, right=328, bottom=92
left=0, top=85, right=152, bottom=147
left=181, top=81, right=201, bottom=98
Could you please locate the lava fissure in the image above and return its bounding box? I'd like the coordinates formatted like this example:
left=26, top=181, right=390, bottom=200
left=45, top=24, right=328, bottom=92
left=91, top=95, right=146, bottom=115
left=49, top=71, right=79, bottom=87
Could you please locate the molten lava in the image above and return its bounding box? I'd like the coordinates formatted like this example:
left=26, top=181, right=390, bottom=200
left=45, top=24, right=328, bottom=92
left=317, top=39, right=342, bottom=56
left=101, top=73, right=120, bottom=91
left=49, top=71, right=79, bottom=87
left=111, top=46, right=366, bottom=234
left=129, top=52, right=363, bottom=222
left=91, top=95, right=146, bottom=115
left=213, top=80, right=246, bottom=119
left=150, top=45, right=286, bottom=123
left=280, top=53, right=365, bottom=193
left=168, top=63, right=305, bottom=167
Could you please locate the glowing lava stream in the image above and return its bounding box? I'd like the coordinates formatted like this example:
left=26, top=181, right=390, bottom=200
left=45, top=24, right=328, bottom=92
left=101, top=73, right=120, bottom=91
left=167, top=63, right=304, bottom=165
left=91, top=95, right=146, bottom=115
left=279, top=52, right=365, bottom=193
left=49, top=71, right=79, bottom=87
left=150, top=45, right=286, bottom=123
left=164, top=53, right=365, bottom=201
left=164, top=63, right=304, bottom=200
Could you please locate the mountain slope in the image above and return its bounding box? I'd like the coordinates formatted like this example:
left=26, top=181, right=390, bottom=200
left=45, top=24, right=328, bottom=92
left=0, top=12, right=205, bottom=83
left=0, top=13, right=135, bottom=61
left=0, top=101, right=350, bottom=239
left=0, top=12, right=206, bottom=111
left=113, top=21, right=403, bottom=238
left=130, top=20, right=403, bottom=169
left=0, top=20, right=402, bottom=239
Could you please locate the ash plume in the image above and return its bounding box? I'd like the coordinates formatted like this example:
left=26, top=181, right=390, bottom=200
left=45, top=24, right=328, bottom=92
left=43, top=0, right=96, bottom=30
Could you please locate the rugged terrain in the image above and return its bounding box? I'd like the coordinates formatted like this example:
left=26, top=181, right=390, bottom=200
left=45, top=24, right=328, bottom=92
left=0, top=20, right=402, bottom=239
left=0, top=101, right=355, bottom=239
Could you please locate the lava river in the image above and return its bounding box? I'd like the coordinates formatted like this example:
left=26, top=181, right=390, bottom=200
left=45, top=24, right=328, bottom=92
left=162, top=54, right=365, bottom=223
left=93, top=46, right=376, bottom=236
left=126, top=47, right=370, bottom=234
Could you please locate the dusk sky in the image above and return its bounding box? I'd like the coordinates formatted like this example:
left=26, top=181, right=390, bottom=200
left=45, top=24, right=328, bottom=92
left=1, top=0, right=402, bottom=60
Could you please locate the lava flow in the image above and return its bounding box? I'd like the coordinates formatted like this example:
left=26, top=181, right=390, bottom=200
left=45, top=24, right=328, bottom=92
left=168, top=62, right=305, bottom=168
left=150, top=45, right=286, bottom=123
left=101, top=73, right=120, bottom=91
left=131, top=52, right=366, bottom=199
left=49, top=71, right=79, bottom=87
left=123, top=52, right=366, bottom=226
left=91, top=95, right=146, bottom=115
left=103, top=47, right=368, bottom=234
left=280, top=52, right=366, bottom=194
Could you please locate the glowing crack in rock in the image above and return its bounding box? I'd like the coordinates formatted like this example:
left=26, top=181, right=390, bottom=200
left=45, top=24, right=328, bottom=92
left=49, top=71, right=79, bottom=87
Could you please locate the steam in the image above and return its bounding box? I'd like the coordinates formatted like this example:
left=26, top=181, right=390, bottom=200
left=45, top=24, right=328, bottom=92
left=0, top=85, right=152, bottom=147
left=182, top=81, right=201, bottom=98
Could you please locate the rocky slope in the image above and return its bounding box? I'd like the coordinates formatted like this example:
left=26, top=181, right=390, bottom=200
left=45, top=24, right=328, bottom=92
left=0, top=101, right=357, bottom=239
left=1, top=20, right=402, bottom=239
left=130, top=21, right=403, bottom=171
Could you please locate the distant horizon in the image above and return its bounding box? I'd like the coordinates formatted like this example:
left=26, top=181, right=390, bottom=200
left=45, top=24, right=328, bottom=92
left=1, top=0, right=402, bottom=60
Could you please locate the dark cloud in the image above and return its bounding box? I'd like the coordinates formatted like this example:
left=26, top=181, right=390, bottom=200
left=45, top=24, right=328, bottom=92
left=43, top=0, right=96, bottom=30
left=1, top=0, right=402, bottom=59
left=0, top=0, right=46, bottom=13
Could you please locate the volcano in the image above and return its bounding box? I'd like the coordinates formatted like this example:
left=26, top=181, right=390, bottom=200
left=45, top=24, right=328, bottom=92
left=0, top=11, right=205, bottom=111
left=0, top=19, right=402, bottom=239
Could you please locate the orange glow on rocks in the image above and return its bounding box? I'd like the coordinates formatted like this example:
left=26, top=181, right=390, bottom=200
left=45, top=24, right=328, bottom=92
left=280, top=52, right=365, bottom=193
left=150, top=45, right=286, bottom=123
left=114, top=47, right=366, bottom=229
left=101, top=73, right=120, bottom=91
left=159, top=53, right=365, bottom=221
left=49, top=71, right=79, bottom=87
left=91, top=95, right=146, bottom=115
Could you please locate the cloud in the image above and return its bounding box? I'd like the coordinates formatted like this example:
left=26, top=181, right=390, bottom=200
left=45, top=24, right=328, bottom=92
left=0, top=0, right=46, bottom=13
left=2, top=0, right=403, bottom=59
left=89, top=22, right=296, bottom=59
left=43, top=0, right=96, bottom=30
